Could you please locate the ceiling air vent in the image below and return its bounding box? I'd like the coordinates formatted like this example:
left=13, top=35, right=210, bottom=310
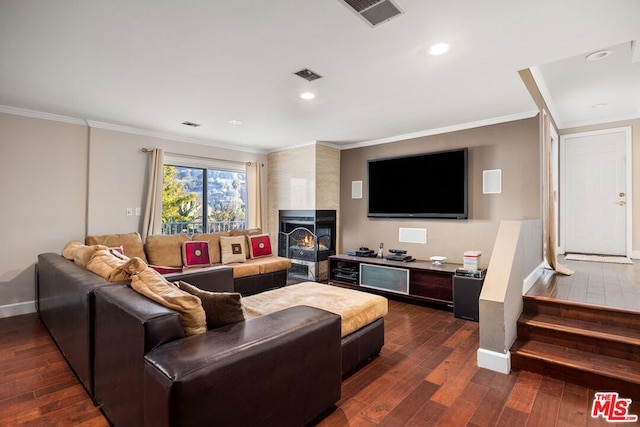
left=341, top=0, right=404, bottom=27
left=294, top=68, right=323, bottom=82
left=182, top=121, right=201, bottom=127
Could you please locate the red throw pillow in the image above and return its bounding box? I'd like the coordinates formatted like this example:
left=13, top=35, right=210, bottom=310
left=182, top=241, right=211, bottom=267
left=109, top=245, right=125, bottom=255
left=150, top=265, right=184, bottom=275
left=249, top=234, right=273, bottom=258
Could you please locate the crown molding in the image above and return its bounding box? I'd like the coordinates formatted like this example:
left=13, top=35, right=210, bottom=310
left=86, top=120, right=266, bottom=154
left=0, top=105, right=268, bottom=154
left=2, top=104, right=542, bottom=155
left=560, top=113, right=640, bottom=131
left=339, top=111, right=540, bottom=150
left=0, top=105, right=86, bottom=125
left=268, top=139, right=343, bottom=154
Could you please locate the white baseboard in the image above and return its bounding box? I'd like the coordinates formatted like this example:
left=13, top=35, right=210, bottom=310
left=630, top=250, right=640, bottom=260
left=523, top=262, right=545, bottom=294
left=477, top=348, right=511, bottom=374
left=0, top=300, right=36, bottom=319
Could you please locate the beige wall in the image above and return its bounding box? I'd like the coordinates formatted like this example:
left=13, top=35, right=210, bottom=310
left=559, top=118, right=640, bottom=253
left=87, top=127, right=266, bottom=236
left=267, top=143, right=340, bottom=251
left=339, top=117, right=541, bottom=264
left=0, top=113, right=267, bottom=315
left=0, top=113, right=89, bottom=315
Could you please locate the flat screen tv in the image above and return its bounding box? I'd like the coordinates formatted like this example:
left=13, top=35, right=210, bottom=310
left=367, top=148, right=468, bottom=219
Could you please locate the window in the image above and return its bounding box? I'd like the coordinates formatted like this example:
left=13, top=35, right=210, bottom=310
left=162, top=155, right=247, bottom=235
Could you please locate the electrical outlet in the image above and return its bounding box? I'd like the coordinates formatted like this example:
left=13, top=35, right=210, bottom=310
left=126, top=207, right=133, bottom=216
left=135, top=207, right=141, bottom=216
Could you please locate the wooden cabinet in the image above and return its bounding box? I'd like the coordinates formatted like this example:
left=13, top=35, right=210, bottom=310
left=328, top=255, right=460, bottom=307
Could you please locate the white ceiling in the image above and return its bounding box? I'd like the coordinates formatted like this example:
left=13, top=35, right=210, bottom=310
left=1, top=0, right=639, bottom=153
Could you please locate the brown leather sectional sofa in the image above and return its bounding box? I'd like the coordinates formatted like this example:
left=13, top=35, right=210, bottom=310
left=84, top=231, right=292, bottom=296
left=36, top=230, right=386, bottom=426
left=37, top=253, right=342, bottom=426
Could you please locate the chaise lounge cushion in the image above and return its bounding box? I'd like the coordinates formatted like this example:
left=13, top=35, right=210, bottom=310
left=229, top=261, right=260, bottom=278
left=231, top=257, right=292, bottom=278
left=243, top=282, right=388, bottom=337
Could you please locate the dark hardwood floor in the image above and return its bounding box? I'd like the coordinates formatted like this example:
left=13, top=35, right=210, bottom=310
left=2, top=259, right=639, bottom=426
left=0, top=313, right=106, bottom=426
left=527, top=256, right=640, bottom=312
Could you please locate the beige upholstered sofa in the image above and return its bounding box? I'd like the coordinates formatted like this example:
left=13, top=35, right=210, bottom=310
left=85, top=230, right=291, bottom=295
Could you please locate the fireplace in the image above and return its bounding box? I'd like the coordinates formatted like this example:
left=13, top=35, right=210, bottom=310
left=278, top=210, right=336, bottom=281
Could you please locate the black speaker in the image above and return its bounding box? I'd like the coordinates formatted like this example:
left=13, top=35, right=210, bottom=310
left=453, top=276, right=485, bottom=322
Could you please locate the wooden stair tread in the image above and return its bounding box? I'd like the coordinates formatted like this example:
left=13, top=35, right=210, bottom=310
left=511, top=339, right=640, bottom=384
left=519, top=313, right=640, bottom=344
left=523, top=295, right=640, bottom=328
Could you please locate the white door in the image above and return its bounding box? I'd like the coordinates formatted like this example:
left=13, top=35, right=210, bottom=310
left=561, top=128, right=630, bottom=256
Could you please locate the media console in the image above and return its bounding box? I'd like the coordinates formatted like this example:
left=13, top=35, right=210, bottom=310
left=328, top=254, right=461, bottom=307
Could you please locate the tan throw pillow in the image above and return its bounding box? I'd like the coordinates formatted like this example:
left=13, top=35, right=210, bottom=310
left=128, top=265, right=206, bottom=336
left=85, top=232, right=148, bottom=263
left=86, top=248, right=131, bottom=281
left=229, top=228, right=262, bottom=236
left=74, top=245, right=108, bottom=268
left=145, top=234, right=191, bottom=268
left=61, top=240, right=84, bottom=260
left=176, top=281, right=245, bottom=329
left=220, top=235, right=247, bottom=264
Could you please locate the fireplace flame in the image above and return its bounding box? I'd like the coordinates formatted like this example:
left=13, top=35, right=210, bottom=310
left=295, top=234, right=329, bottom=250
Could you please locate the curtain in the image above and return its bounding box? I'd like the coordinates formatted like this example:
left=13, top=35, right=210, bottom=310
left=247, top=162, right=263, bottom=229
left=543, top=112, right=573, bottom=275
left=142, top=148, right=164, bottom=240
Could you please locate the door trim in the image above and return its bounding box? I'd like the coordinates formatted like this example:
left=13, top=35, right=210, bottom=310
left=559, top=126, right=632, bottom=257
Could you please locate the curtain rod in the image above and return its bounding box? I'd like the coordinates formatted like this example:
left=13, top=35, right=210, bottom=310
left=141, top=147, right=263, bottom=167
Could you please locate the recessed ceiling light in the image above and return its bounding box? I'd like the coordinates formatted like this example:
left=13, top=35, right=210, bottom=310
left=585, top=50, right=612, bottom=61
left=591, top=103, right=608, bottom=109
left=299, top=92, right=316, bottom=100
left=428, top=43, right=450, bottom=55
left=227, top=119, right=243, bottom=125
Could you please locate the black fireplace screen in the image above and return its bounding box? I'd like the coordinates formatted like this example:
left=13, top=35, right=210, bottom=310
left=287, top=227, right=331, bottom=261
left=278, top=210, right=336, bottom=262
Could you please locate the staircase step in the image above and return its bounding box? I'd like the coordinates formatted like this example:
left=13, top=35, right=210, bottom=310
left=523, top=295, right=640, bottom=329
left=517, top=313, right=640, bottom=361
left=511, top=339, right=640, bottom=400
